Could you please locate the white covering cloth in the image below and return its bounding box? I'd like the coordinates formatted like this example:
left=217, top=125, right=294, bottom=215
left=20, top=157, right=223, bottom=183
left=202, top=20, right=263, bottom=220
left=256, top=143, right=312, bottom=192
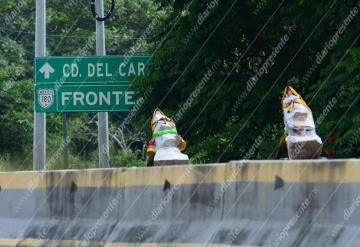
left=154, top=146, right=189, bottom=161
left=282, top=86, right=322, bottom=159
left=152, top=109, right=189, bottom=162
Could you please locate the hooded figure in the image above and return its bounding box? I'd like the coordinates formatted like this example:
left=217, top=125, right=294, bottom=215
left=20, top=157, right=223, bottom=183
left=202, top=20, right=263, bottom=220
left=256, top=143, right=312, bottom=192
left=282, top=86, right=323, bottom=159
left=146, top=109, right=189, bottom=166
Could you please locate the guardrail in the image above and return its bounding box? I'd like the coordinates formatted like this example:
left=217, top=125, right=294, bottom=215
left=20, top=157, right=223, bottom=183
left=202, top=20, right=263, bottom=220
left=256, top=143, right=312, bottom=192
left=0, top=159, right=358, bottom=247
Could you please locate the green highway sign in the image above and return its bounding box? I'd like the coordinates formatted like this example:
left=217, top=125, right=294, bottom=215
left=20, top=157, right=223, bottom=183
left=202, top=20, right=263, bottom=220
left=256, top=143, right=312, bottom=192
left=35, top=84, right=136, bottom=112
left=34, top=55, right=150, bottom=84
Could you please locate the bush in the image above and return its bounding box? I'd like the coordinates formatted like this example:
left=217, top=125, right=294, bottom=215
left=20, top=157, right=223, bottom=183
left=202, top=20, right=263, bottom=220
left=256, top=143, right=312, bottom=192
left=111, top=149, right=145, bottom=168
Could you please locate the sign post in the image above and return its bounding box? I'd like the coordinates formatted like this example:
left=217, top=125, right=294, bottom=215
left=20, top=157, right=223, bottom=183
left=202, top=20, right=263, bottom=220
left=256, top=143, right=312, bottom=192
left=34, top=55, right=149, bottom=169
left=62, top=113, right=69, bottom=169
left=33, top=0, right=149, bottom=170
left=33, top=0, right=46, bottom=170
left=96, top=0, right=109, bottom=168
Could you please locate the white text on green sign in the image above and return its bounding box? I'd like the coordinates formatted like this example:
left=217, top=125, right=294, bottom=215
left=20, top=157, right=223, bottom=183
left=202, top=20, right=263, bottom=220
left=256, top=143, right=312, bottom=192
left=35, top=85, right=136, bottom=112
left=35, top=55, right=150, bottom=84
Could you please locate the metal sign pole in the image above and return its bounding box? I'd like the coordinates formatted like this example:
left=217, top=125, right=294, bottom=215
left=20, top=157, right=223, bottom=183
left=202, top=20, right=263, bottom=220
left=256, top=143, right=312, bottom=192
left=62, top=113, right=69, bottom=169
left=33, top=0, right=46, bottom=170
left=95, top=0, right=110, bottom=168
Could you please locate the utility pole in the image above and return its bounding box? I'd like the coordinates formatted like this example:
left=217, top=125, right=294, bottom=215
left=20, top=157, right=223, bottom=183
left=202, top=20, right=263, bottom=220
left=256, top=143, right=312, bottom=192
left=33, top=0, right=46, bottom=170
left=62, top=113, right=69, bottom=169
left=96, top=0, right=110, bottom=168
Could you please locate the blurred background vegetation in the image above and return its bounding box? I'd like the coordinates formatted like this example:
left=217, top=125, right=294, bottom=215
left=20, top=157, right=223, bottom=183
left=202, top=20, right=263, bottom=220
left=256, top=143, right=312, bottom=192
left=0, top=0, right=359, bottom=170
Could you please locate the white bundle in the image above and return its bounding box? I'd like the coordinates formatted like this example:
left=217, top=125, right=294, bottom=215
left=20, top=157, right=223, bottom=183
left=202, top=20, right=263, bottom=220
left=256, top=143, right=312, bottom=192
left=282, top=86, right=322, bottom=159
left=151, top=109, right=189, bottom=164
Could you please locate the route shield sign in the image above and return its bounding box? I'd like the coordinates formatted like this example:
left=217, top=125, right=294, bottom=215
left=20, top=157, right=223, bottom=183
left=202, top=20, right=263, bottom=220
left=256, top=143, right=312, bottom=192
left=34, top=55, right=150, bottom=84
left=35, top=85, right=137, bottom=112
left=38, top=88, right=55, bottom=109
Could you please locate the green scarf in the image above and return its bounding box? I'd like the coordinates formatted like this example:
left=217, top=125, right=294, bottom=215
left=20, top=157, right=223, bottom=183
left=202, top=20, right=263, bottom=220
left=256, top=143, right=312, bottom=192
left=153, top=128, right=177, bottom=137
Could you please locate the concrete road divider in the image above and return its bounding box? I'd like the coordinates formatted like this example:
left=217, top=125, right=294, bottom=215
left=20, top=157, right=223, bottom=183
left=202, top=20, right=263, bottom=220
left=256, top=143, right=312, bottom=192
left=0, top=159, right=359, bottom=246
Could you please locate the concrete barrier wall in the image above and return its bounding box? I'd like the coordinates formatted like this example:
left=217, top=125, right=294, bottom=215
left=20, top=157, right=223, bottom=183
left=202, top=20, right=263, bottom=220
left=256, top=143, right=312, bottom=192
left=0, top=159, right=359, bottom=247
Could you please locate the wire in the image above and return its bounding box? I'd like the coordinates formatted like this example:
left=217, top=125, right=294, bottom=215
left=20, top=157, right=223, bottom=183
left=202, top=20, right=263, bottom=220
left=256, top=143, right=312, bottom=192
left=91, top=0, right=115, bottom=22
left=0, top=27, right=152, bottom=40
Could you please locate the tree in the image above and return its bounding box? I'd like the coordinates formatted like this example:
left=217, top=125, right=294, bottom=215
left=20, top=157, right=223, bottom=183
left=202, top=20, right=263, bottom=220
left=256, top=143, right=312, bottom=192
left=0, top=0, right=164, bottom=168
left=134, top=0, right=360, bottom=162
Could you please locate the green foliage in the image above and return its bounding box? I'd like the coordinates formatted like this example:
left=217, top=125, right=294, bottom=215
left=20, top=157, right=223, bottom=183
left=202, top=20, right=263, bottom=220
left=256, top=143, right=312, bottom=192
left=0, top=0, right=164, bottom=169
left=111, top=149, right=145, bottom=167
left=0, top=80, right=33, bottom=156
left=0, top=0, right=359, bottom=170
left=134, top=0, right=360, bottom=161
left=310, top=47, right=360, bottom=158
